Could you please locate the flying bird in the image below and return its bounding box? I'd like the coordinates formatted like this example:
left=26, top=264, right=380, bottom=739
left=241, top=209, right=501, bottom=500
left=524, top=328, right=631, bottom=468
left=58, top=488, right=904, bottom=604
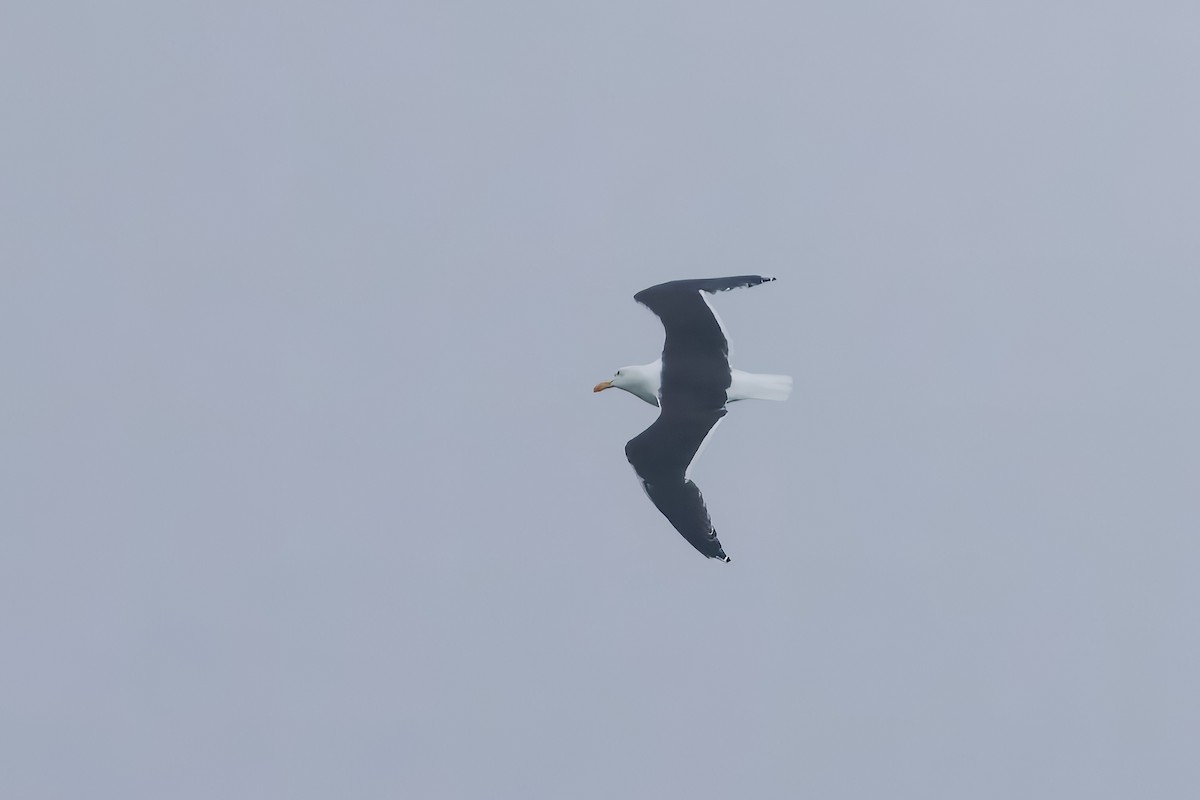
left=594, top=276, right=791, bottom=561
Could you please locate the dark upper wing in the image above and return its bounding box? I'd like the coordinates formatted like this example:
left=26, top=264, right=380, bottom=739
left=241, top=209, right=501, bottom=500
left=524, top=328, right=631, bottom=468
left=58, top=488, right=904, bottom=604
left=633, top=275, right=775, bottom=413
left=635, top=275, right=775, bottom=303
left=625, top=406, right=730, bottom=561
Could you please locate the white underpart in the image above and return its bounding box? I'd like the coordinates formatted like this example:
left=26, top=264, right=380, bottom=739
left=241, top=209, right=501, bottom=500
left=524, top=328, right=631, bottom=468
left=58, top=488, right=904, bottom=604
left=686, top=418, right=722, bottom=481
left=728, top=369, right=793, bottom=402
left=644, top=360, right=663, bottom=404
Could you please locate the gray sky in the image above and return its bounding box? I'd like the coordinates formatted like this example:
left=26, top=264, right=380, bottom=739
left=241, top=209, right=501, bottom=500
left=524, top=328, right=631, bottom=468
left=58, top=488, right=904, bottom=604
left=3, top=1, right=1199, bottom=797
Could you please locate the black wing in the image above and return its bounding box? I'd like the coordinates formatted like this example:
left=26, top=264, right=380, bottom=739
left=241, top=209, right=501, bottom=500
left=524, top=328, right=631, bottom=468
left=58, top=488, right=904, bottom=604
left=625, top=406, right=730, bottom=561
left=634, top=275, right=775, bottom=413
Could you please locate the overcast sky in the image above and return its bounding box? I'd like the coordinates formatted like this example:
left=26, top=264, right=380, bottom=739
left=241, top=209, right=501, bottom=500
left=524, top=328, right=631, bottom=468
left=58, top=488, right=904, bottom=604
left=3, top=2, right=1199, bottom=798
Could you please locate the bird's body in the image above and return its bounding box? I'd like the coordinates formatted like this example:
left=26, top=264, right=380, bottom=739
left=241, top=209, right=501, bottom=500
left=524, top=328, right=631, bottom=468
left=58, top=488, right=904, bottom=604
left=594, top=276, right=791, bottom=561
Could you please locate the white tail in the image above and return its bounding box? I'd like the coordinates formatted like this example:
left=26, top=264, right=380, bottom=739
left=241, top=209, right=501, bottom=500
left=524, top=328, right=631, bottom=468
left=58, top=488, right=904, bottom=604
left=728, top=370, right=793, bottom=402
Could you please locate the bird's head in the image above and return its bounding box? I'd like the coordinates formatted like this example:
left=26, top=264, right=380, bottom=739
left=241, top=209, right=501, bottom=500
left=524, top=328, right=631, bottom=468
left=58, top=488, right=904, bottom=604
left=593, top=364, right=661, bottom=407
left=592, top=366, right=633, bottom=394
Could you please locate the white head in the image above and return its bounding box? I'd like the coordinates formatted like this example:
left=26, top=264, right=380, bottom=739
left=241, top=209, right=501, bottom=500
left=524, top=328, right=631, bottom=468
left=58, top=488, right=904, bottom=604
left=592, top=361, right=661, bottom=407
